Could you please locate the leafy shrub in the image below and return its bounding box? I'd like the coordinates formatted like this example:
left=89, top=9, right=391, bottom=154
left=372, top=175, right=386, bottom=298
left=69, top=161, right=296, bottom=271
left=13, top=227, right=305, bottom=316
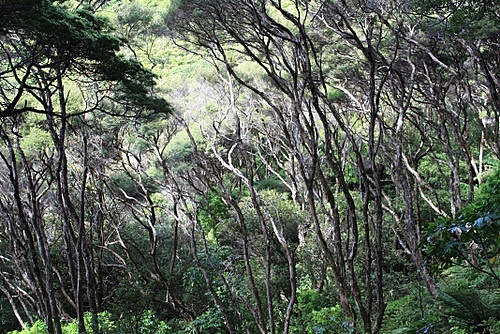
left=290, top=289, right=355, bottom=334
left=438, top=267, right=500, bottom=333
left=9, top=320, right=47, bottom=334
left=382, top=287, right=442, bottom=334
left=8, top=311, right=171, bottom=334
left=425, top=166, right=500, bottom=278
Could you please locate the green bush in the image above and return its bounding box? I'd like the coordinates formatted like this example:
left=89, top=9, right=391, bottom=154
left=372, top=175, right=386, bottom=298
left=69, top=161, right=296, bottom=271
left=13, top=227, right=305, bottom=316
left=10, top=320, right=47, bottom=334
left=425, top=166, right=500, bottom=278
left=382, top=288, right=442, bottom=334
left=8, top=311, right=171, bottom=334
left=290, top=289, right=355, bottom=334
left=438, top=267, right=500, bottom=333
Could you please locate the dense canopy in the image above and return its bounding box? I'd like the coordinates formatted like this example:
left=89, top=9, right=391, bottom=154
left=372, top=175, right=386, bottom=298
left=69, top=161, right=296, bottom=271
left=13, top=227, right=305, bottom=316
left=0, top=0, right=498, bottom=333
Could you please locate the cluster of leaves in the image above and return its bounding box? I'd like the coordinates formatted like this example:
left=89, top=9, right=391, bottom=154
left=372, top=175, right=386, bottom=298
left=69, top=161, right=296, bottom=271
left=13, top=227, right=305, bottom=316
left=425, top=167, right=500, bottom=280
left=438, top=267, right=500, bottom=332
left=1, top=0, right=170, bottom=118
left=290, top=289, right=355, bottom=334
left=423, top=167, right=500, bottom=332
left=9, top=311, right=173, bottom=334
left=414, top=0, right=500, bottom=38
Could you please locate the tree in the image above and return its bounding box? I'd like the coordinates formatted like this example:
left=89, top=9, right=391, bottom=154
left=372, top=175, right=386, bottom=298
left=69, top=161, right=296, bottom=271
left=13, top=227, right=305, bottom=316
left=1, top=0, right=498, bottom=332
left=167, top=0, right=500, bottom=332
left=167, top=0, right=398, bottom=331
left=0, top=1, right=170, bottom=333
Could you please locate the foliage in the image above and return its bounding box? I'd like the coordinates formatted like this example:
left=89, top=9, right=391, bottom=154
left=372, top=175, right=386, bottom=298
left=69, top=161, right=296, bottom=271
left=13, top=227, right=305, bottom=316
left=2, top=0, right=500, bottom=332
left=382, top=286, right=442, bottom=333
left=425, top=167, right=500, bottom=279
left=8, top=311, right=171, bottom=334
left=291, top=289, right=355, bottom=334
left=1, top=0, right=170, bottom=118
left=188, top=308, right=225, bottom=334
left=197, top=191, right=230, bottom=244
left=9, top=320, right=48, bottom=334
left=19, top=125, right=53, bottom=159
left=438, top=267, right=500, bottom=333
left=414, top=0, right=500, bottom=38
left=0, top=297, right=18, bottom=333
